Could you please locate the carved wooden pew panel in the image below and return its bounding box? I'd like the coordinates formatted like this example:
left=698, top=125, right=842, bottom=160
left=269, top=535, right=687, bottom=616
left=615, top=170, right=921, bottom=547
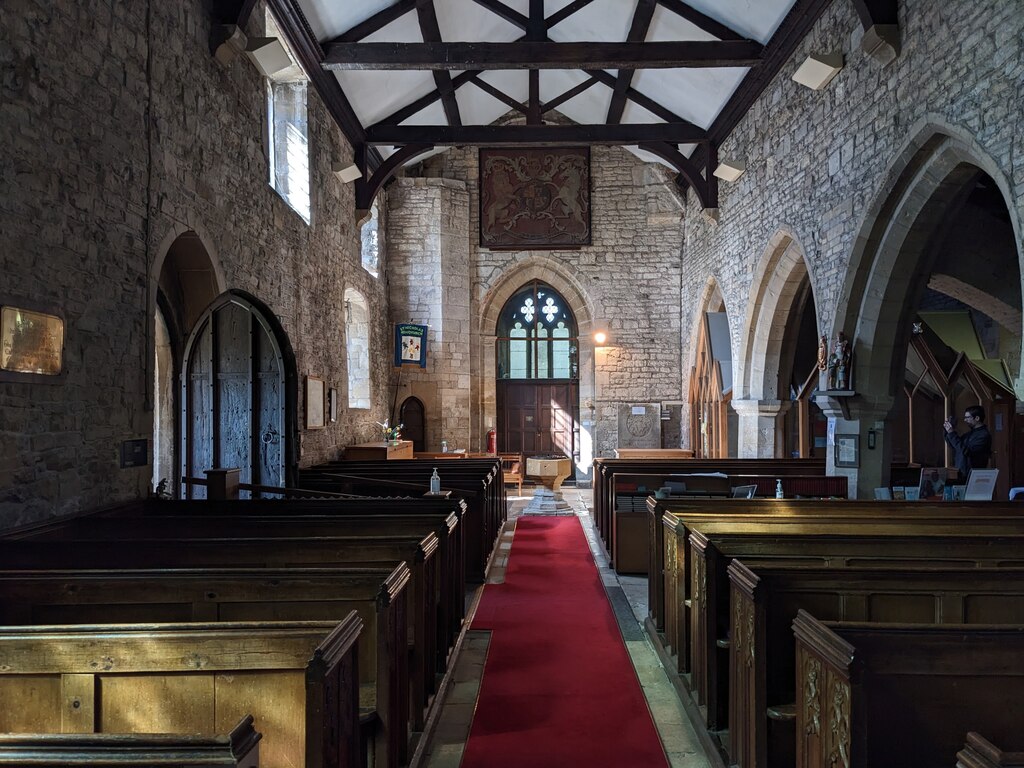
left=18, top=510, right=462, bottom=683
left=729, top=562, right=1024, bottom=768
left=0, top=715, right=262, bottom=767
left=686, top=518, right=1024, bottom=731
left=793, top=611, right=1024, bottom=768
left=649, top=498, right=1024, bottom=676
left=0, top=618, right=361, bottom=768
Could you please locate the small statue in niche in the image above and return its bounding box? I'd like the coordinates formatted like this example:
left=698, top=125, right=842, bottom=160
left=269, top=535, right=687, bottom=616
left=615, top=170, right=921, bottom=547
left=827, top=332, right=852, bottom=390
left=817, top=334, right=829, bottom=372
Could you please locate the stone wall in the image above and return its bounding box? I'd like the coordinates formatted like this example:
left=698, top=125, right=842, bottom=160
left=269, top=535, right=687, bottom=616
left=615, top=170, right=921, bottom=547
left=0, top=0, right=391, bottom=526
left=410, top=145, right=688, bottom=463
left=678, top=0, right=1024, bottom=469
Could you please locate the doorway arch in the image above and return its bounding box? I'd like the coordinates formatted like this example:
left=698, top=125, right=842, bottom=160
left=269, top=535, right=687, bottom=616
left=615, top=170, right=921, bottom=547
left=180, top=291, right=294, bottom=498
left=400, top=396, right=426, bottom=453
left=495, top=281, right=580, bottom=464
left=151, top=228, right=223, bottom=496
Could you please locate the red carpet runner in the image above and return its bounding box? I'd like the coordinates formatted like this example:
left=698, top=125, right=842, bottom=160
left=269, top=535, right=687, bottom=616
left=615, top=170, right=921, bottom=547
left=461, top=516, right=670, bottom=767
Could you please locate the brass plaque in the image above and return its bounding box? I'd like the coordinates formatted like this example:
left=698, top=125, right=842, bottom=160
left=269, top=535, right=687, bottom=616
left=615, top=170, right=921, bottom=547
left=1, top=306, right=64, bottom=375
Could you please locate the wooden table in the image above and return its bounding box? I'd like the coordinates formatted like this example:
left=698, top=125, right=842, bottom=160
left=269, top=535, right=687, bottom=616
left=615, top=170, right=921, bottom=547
left=343, top=440, right=414, bottom=460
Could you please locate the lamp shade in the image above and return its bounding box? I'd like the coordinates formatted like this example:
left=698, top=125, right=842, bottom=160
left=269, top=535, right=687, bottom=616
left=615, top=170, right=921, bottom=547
left=792, top=53, right=844, bottom=90
left=245, top=38, right=292, bottom=78
left=713, top=161, right=745, bottom=182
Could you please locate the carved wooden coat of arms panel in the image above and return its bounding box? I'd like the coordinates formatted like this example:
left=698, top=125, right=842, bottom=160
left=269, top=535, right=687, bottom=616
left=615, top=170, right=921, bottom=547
left=479, top=147, right=591, bottom=248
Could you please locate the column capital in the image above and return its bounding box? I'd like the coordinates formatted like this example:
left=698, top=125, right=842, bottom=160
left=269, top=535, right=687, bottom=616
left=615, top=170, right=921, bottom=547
left=730, top=398, right=793, bottom=417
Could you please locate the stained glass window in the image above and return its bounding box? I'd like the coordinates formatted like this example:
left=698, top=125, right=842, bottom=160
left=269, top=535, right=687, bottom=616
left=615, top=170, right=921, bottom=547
left=497, top=282, right=578, bottom=380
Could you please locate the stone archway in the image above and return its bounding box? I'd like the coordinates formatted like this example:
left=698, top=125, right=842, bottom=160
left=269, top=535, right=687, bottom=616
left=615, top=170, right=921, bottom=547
left=478, top=257, right=596, bottom=477
left=150, top=226, right=225, bottom=495
left=833, top=123, right=1023, bottom=495
left=733, top=230, right=820, bottom=457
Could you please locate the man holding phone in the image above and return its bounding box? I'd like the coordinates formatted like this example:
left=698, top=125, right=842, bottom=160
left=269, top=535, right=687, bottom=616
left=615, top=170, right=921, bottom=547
left=943, top=405, right=992, bottom=480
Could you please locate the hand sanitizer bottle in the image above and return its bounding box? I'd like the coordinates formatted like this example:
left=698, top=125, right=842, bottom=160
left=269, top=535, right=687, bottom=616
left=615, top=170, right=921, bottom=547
left=430, top=468, right=441, bottom=495
left=775, top=479, right=784, bottom=499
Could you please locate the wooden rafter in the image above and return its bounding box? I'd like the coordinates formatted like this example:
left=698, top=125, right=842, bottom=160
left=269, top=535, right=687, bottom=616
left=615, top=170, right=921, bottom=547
left=417, top=3, right=461, bottom=127
left=545, top=0, right=597, bottom=29
left=542, top=76, right=600, bottom=114
left=656, top=0, right=746, bottom=41
left=355, top=144, right=435, bottom=217
left=637, top=141, right=717, bottom=209
left=321, top=40, right=765, bottom=70
left=365, top=121, right=709, bottom=146
left=607, top=0, right=657, bottom=124
left=851, top=0, right=899, bottom=27
left=469, top=0, right=529, bottom=30
left=329, top=0, right=424, bottom=43
left=469, top=76, right=527, bottom=115
left=374, top=70, right=483, bottom=126
left=212, top=0, right=258, bottom=26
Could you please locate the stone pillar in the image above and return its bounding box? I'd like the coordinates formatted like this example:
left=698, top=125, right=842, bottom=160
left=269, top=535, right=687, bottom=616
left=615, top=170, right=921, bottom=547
left=387, top=178, right=472, bottom=451
left=814, top=393, right=895, bottom=500
left=731, top=399, right=792, bottom=458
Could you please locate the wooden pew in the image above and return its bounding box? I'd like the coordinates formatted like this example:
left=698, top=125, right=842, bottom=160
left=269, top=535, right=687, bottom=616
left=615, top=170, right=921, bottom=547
left=958, top=734, right=1024, bottom=768
left=0, top=618, right=361, bottom=768
left=728, top=562, right=1024, bottom=768
left=18, top=507, right=463, bottom=681
left=89, top=497, right=470, bottom=648
left=593, top=457, right=825, bottom=553
left=0, top=566, right=410, bottom=768
left=299, top=459, right=504, bottom=581
left=793, top=611, right=1024, bottom=768
left=686, top=518, right=1024, bottom=732
left=649, top=498, right=1024, bottom=679
left=0, top=532, right=439, bottom=760
left=0, top=715, right=262, bottom=767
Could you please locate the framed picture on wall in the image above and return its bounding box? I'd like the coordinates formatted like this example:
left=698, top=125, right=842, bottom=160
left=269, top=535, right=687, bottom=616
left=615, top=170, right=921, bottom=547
left=834, top=433, right=859, bottom=468
left=306, top=375, right=326, bottom=430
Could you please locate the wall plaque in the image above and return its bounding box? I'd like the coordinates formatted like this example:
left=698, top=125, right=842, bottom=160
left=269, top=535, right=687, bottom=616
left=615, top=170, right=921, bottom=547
left=0, top=306, right=64, bottom=375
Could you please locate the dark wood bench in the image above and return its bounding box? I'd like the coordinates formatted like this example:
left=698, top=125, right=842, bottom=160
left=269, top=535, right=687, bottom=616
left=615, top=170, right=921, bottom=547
left=593, top=458, right=825, bottom=553
left=18, top=506, right=464, bottom=681
left=686, top=518, right=1024, bottom=732
left=728, top=562, right=1024, bottom=768
left=958, top=733, right=1024, bottom=768
left=0, top=715, right=262, bottom=767
left=649, top=499, right=1024, bottom=679
left=793, top=610, right=1024, bottom=768
left=0, top=531, right=440, bottom=763
left=0, top=566, right=410, bottom=768
left=0, top=617, right=361, bottom=768
left=299, top=459, right=504, bottom=581
left=83, top=497, right=469, bottom=648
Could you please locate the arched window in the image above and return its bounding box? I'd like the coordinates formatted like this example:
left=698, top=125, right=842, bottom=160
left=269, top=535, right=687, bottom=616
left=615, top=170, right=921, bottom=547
left=497, top=282, right=578, bottom=380
left=345, top=288, right=371, bottom=408
left=360, top=201, right=380, bottom=277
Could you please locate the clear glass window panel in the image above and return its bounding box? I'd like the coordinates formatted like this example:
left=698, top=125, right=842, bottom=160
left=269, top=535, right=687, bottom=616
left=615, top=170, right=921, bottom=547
left=510, top=323, right=528, bottom=379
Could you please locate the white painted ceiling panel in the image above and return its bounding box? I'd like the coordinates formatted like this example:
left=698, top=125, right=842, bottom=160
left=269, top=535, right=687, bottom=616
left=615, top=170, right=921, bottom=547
left=632, top=67, right=748, bottom=129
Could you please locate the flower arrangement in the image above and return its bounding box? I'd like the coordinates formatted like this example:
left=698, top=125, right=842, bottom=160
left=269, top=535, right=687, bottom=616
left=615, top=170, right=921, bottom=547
left=376, top=419, right=403, bottom=442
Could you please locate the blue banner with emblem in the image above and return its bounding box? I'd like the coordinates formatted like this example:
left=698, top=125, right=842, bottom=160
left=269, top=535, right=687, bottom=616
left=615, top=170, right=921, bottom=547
left=394, top=324, right=428, bottom=368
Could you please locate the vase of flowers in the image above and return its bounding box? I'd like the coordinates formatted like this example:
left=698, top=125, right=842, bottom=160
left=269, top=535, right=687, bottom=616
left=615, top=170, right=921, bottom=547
left=376, top=419, right=403, bottom=443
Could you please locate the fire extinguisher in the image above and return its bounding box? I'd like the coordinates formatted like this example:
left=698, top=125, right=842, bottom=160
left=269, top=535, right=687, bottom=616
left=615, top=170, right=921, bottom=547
left=486, top=426, right=497, bottom=455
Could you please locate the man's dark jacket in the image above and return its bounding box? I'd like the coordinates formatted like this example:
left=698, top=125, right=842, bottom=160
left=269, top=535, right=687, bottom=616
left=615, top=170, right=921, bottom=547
left=943, top=424, right=992, bottom=479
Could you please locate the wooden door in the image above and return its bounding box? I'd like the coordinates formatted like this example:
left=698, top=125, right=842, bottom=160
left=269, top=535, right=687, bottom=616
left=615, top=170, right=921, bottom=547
left=182, top=297, right=284, bottom=498
left=400, top=397, right=426, bottom=452
left=498, top=381, right=578, bottom=466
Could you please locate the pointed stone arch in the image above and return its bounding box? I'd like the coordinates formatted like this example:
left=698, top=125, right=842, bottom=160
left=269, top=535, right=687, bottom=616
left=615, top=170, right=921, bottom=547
left=477, top=256, right=597, bottom=475
left=838, top=119, right=1023, bottom=403
left=832, top=118, right=1022, bottom=495
left=738, top=228, right=817, bottom=400
left=148, top=223, right=226, bottom=496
